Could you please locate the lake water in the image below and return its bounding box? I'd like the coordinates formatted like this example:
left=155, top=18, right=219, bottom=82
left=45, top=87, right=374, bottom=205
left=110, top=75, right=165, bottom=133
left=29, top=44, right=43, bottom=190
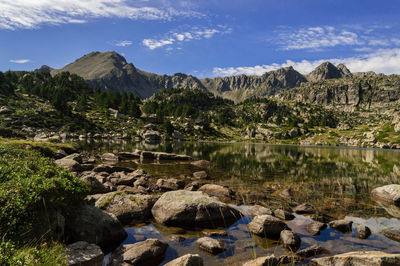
left=76, top=141, right=400, bottom=265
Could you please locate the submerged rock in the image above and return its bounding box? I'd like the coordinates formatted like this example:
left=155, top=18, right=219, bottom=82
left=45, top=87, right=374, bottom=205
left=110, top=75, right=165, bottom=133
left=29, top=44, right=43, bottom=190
left=310, top=251, right=400, bottom=265
left=202, top=230, right=228, bottom=237
left=165, top=254, right=203, bottom=266
left=371, top=184, right=400, bottom=205
left=357, top=225, right=372, bottom=239
left=242, top=255, right=279, bottom=266
left=196, top=237, right=226, bottom=255
left=307, top=221, right=327, bottom=236
left=151, top=190, right=242, bottom=228
left=296, top=245, right=329, bottom=259
left=66, top=241, right=103, bottom=266
left=280, top=230, right=301, bottom=252
left=248, top=215, right=289, bottom=239
left=109, top=239, right=168, bottom=266
left=328, top=220, right=353, bottom=233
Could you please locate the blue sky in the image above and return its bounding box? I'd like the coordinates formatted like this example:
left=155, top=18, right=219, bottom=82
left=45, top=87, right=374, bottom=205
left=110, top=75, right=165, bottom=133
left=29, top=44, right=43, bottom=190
left=1, top=0, right=400, bottom=77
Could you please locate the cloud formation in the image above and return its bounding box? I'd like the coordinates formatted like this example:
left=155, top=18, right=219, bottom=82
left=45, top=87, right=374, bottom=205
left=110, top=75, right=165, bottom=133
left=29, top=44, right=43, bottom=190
left=212, top=49, right=400, bottom=77
left=113, top=40, right=133, bottom=47
left=142, top=26, right=232, bottom=50
left=9, top=59, right=30, bottom=64
left=0, top=0, right=202, bottom=30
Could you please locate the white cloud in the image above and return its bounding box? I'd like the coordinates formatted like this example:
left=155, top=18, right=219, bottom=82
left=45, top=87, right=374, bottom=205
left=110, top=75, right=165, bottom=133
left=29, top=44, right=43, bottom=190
left=142, top=25, right=232, bottom=50
left=9, top=59, right=30, bottom=64
left=113, top=40, right=133, bottom=47
left=0, top=0, right=202, bottom=30
left=212, top=49, right=400, bottom=77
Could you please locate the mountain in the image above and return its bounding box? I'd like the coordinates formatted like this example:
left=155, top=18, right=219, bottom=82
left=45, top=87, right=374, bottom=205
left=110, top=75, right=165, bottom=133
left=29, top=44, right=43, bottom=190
left=306, top=62, right=352, bottom=82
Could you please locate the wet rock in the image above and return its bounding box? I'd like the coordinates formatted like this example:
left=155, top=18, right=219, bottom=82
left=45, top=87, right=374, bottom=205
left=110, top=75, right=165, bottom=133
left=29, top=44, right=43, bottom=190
left=198, top=184, right=234, bottom=201
left=279, top=188, right=294, bottom=200
left=293, top=203, right=316, bottom=214
left=171, top=235, right=186, bottom=242
left=117, top=152, right=141, bottom=160
left=280, top=230, right=301, bottom=252
left=93, top=164, right=134, bottom=174
left=155, top=152, right=192, bottom=161
left=156, top=178, right=185, bottom=191
left=90, top=192, right=159, bottom=225
left=328, top=219, right=353, bottom=233
left=242, top=255, right=279, bottom=266
left=184, top=181, right=206, bottom=191
left=202, top=230, right=228, bottom=237
left=65, top=204, right=127, bottom=251
left=311, top=214, right=335, bottom=223
left=278, top=255, right=301, bottom=264
left=109, top=239, right=168, bottom=266
left=151, top=190, right=242, bottom=228
left=101, top=153, right=119, bottom=162
left=165, top=254, right=203, bottom=266
left=383, top=229, right=400, bottom=242
left=273, top=209, right=295, bottom=220
left=357, top=225, right=372, bottom=239
left=193, top=171, right=209, bottom=180
left=296, top=245, right=329, bottom=258
left=191, top=160, right=212, bottom=168
left=196, top=237, right=226, bottom=255
left=306, top=221, right=327, bottom=236
left=66, top=241, right=103, bottom=266
left=371, top=184, right=400, bottom=206
left=310, top=251, right=400, bottom=265
left=249, top=205, right=273, bottom=216
left=248, top=215, right=289, bottom=239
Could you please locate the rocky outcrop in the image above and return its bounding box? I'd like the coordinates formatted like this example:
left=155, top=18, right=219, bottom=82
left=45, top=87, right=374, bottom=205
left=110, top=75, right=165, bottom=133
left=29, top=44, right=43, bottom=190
left=310, top=251, right=400, bottom=265
left=165, top=254, right=204, bottom=266
left=248, top=215, right=289, bottom=239
left=151, top=190, right=242, bottom=228
left=307, top=62, right=349, bottom=82
left=66, top=241, right=104, bottom=266
left=371, top=184, right=400, bottom=205
left=109, top=239, right=168, bottom=266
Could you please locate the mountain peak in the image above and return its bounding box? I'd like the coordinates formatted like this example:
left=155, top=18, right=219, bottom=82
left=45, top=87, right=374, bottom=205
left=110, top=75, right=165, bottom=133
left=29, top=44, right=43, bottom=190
left=307, top=61, right=346, bottom=82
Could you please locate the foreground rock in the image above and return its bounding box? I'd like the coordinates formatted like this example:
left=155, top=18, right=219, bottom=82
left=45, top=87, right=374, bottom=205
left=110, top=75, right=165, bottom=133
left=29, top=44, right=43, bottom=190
left=310, top=251, right=400, bottom=265
left=89, top=192, right=159, bottom=225
left=328, top=220, right=353, bottom=233
left=383, top=229, right=400, bottom=242
left=151, top=190, right=242, bottom=228
left=357, top=225, right=371, bottom=239
left=66, top=241, right=103, bottom=266
left=65, top=204, right=127, bottom=251
left=248, top=215, right=289, bottom=239
left=242, top=255, right=279, bottom=266
left=196, top=237, right=226, bottom=255
left=307, top=221, right=327, bottom=236
left=165, top=254, right=203, bottom=266
left=109, top=239, right=168, bottom=266
left=280, top=230, right=301, bottom=252
left=371, top=184, right=400, bottom=205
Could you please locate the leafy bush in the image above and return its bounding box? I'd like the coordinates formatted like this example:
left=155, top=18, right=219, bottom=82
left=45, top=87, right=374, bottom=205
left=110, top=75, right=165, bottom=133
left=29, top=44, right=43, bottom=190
left=0, top=143, right=88, bottom=242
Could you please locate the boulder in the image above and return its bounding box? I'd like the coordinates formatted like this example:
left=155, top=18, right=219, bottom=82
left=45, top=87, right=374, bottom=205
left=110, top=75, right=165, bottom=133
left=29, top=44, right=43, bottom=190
left=184, top=181, right=206, bottom=191
left=111, top=172, right=137, bottom=186
left=202, top=230, right=228, bottom=237
left=371, top=184, right=400, bottom=205
left=165, top=254, right=203, bottom=266
left=193, top=171, right=209, bottom=180
left=296, top=245, right=329, bottom=258
left=90, top=192, right=159, bottom=225
left=109, top=239, right=168, bottom=266
left=151, top=190, right=242, bottom=228
left=191, top=160, right=212, bottom=168
left=293, top=203, right=316, bottom=214
left=249, top=205, right=273, bottom=216
left=156, top=178, right=185, bottom=191
left=54, top=149, right=68, bottom=160
left=134, top=176, right=150, bottom=188
left=280, top=230, right=301, bottom=252
left=383, top=229, right=400, bottom=242
left=195, top=237, right=226, bottom=255
left=66, top=241, right=104, bottom=266
left=242, top=255, right=279, bottom=266
left=80, top=173, right=115, bottom=194
left=101, top=153, right=119, bottom=162
left=273, top=209, right=295, bottom=220
left=65, top=204, right=127, bottom=251
left=93, top=164, right=134, bottom=174
left=307, top=221, right=327, bottom=236
left=311, top=214, right=335, bottom=223
left=310, top=251, right=400, bottom=265
left=55, top=158, right=82, bottom=172
left=248, top=215, right=289, bottom=239
left=117, top=152, right=141, bottom=160
left=328, top=220, right=353, bottom=233
left=357, top=225, right=371, bottom=239
left=198, top=184, right=234, bottom=201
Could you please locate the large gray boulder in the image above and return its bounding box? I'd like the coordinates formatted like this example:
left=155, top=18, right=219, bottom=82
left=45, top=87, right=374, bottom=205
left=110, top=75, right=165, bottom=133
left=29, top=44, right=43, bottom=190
left=248, top=215, right=289, bottom=239
left=165, top=254, right=203, bottom=266
left=372, top=184, right=400, bottom=205
left=65, top=204, right=127, bottom=251
left=151, top=190, right=242, bottom=228
left=109, top=239, right=168, bottom=266
left=66, top=241, right=104, bottom=266
left=89, top=192, right=159, bottom=225
left=310, top=251, right=400, bottom=265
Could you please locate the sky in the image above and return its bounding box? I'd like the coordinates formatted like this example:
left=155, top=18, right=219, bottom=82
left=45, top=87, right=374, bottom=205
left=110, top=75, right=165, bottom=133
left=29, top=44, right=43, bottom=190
left=1, top=0, right=400, bottom=78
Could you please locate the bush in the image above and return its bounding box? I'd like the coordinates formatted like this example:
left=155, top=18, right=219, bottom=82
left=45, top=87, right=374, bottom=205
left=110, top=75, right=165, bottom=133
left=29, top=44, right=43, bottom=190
left=0, top=144, right=88, bottom=243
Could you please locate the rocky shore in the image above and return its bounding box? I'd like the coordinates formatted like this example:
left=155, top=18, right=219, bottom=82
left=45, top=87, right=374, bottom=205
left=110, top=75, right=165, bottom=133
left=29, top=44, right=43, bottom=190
left=53, top=147, right=400, bottom=265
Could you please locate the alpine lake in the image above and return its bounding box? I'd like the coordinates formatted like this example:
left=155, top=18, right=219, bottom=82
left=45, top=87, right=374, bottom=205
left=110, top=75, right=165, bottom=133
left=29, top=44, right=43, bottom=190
left=75, top=140, right=400, bottom=265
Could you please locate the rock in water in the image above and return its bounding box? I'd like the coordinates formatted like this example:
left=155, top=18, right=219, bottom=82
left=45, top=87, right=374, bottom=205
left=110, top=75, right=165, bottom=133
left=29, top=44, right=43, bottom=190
left=328, top=220, right=353, bottom=233
left=165, top=254, right=204, bottom=266
left=198, top=184, right=234, bottom=201
left=249, top=205, right=273, bottom=216
left=193, top=171, right=209, bottom=180
left=357, top=225, right=371, bottom=239
left=310, top=251, right=400, bottom=265
left=191, top=160, right=212, bottom=168
left=196, top=237, right=226, bottom=255
left=66, top=241, right=103, bottom=266
left=371, top=184, right=400, bottom=205
left=242, top=255, right=279, bottom=266
left=151, top=190, right=242, bottom=228
left=307, top=221, right=327, bottom=236
left=293, top=203, right=316, bottom=214
left=109, top=239, right=168, bottom=266
left=383, top=229, right=400, bottom=242
left=273, top=209, right=295, bottom=220
left=296, top=245, right=329, bottom=259
left=280, top=230, right=301, bottom=252
left=248, top=215, right=289, bottom=239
